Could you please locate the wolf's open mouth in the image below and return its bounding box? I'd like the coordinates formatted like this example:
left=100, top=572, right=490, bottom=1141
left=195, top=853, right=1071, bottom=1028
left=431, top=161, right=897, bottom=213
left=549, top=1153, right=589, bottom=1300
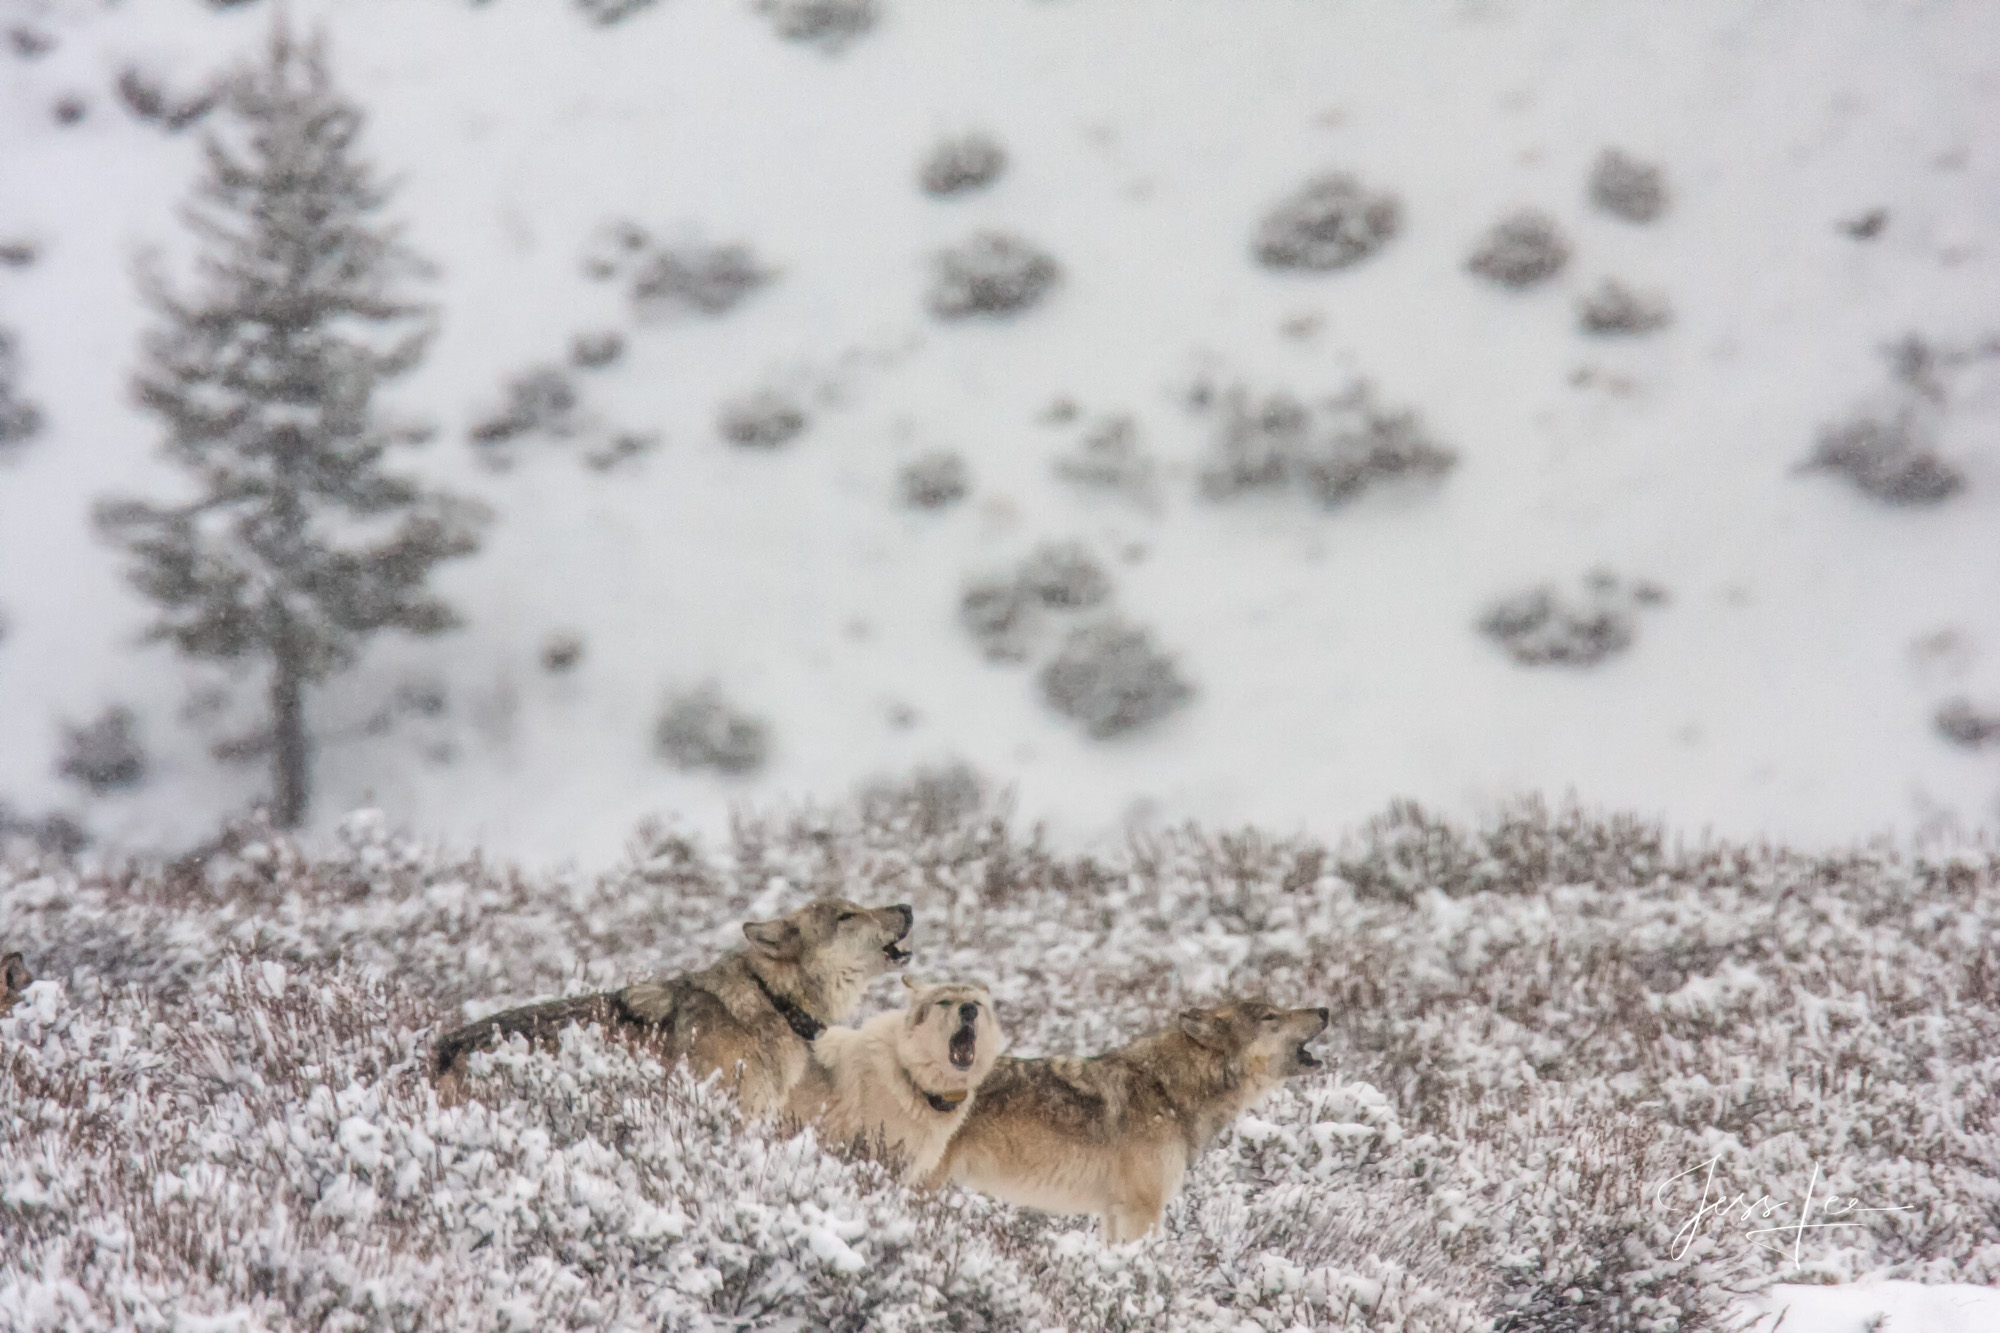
left=1294, top=1042, right=1322, bottom=1069
left=884, top=942, right=912, bottom=965
left=948, top=1025, right=978, bottom=1070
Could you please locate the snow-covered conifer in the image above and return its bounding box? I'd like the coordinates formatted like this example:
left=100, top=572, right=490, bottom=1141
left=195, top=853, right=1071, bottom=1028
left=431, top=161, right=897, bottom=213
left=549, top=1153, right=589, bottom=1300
left=96, top=23, right=483, bottom=827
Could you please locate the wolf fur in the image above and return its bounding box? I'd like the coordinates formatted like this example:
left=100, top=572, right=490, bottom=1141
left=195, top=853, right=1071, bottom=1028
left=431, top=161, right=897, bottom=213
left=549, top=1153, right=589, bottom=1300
left=1, top=952, right=31, bottom=1016
left=930, top=998, right=1329, bottom=1242
left=787, top=975, right=1004, bottom=1183
left=432, top=898, right=914, bottom=1116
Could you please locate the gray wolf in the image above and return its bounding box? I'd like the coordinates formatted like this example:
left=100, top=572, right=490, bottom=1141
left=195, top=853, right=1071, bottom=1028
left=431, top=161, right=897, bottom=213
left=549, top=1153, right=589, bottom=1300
left=432, top=898, right=913, bottom=1116
left=930, top=999, right=1329, bottom=1242
left=1, top=952, right=30, bottom=1016
left=786, top=975, right=1004, bottom=1182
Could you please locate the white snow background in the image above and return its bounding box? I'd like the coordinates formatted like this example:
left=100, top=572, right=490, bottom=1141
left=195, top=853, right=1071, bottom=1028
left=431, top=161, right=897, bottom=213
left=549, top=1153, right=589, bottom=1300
left=2, top=0, right=1998, bottom=859
left=2, top=0, right=1999, bottom=1329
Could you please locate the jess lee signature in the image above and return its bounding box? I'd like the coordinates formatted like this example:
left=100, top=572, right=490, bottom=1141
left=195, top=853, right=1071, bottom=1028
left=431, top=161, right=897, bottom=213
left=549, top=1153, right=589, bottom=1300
left=1652, top=1157, right=1912, bottom=1266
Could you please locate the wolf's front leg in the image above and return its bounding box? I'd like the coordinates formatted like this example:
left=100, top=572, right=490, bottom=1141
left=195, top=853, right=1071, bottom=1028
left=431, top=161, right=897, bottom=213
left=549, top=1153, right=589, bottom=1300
left=1101, top=1191, right=1166, bottom=1244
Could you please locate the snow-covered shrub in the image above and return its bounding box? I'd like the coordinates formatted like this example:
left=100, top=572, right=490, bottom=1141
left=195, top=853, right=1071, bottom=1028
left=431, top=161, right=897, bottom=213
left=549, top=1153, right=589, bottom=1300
left=1935, top=698, right=2000, bottom=749
left=7, top=23, right=54, bottom=57
left=1479, top=572, right=1665, bottom=668
left=633, top=242, right=772, bottom=317
left=567, top=328, right=625, bottom=369
left=55, top=706, right=148, bottom=796
left=718, top=389, right=808, bottom=448
left=0, top=328, right=43, bottom=450
left=1578, top=279, right=1671, bottom=336
left=1477, top=1096, right=1753, bottom=1333
left=1799, top=333, right=2000, bottom=506
left=899, top=450, right=970, bottom=509
left=858, top=760, right=990, bottom=836
left=3, top=798, right=1997, bottom=1326
left=1054, top=414, right=1157, bottom=505
left=1200, top=381, right=1456, bottom=508
left=920, top=131, right=1007, bottom=197
left=395, top=679, right=448, bottom=720
left=539, top=630, right=585, bottom=674
left=1843, top=208, right=1889, bottom=241
left=582, top=224, right=772, bottom=317
left=470, top=364, right=583, bottom=445
left=655, top=684, right=770, bottom=774
left=960, top=541, right=1116, bottom=662
left=928, top=231, right=1061, bottom=319
left=574, top=0, right=660, bottom=25
left=1802, top=413, right=1962, bottom=506
left=114, top=65, right=219, bottom=131
left=583, top=429, right=660, bottom=471
left=0, top=803, right=86, bottom=857
left=756, top=0, right=878, bottom=51
left=1038, top=617, right=1192, bottom=738
left=1254, top=172, right=1402, bottom=272
left=960, top=574, right=1040, bottom=663
left=1468, top=211, right=1570, bottom=288
left=1807, top=417, right=1963, bottom=504
left=580, top=218, right=651, bottom=280
left=1332, top=796, right=1669, bottom=906
left=1480, top=587, right=1628, bottom=666
left=1017, top=539, right=1113, bottom=610
left=1589, top=149, right=1668, bottom=224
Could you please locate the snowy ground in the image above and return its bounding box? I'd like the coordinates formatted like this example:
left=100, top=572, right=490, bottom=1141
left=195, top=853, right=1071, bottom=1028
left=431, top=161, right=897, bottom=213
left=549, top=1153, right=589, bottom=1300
left=3, top=797, right=1997, bottom=1330
left=1759, top=1280, right=2000, bottom=1333
left=1, top=5, right=1996, bottom=1327
left=3, top=0, right=2000, bottom=864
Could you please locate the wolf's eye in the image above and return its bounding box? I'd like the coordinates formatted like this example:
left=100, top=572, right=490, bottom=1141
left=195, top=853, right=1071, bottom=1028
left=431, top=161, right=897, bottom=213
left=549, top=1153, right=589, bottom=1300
left=837, top=912, right=859, bottom=924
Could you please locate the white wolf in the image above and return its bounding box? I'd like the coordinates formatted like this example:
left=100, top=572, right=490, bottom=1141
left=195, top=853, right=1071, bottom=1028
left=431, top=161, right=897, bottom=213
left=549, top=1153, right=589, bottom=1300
left=787, top=976, right=1004, bottom=1183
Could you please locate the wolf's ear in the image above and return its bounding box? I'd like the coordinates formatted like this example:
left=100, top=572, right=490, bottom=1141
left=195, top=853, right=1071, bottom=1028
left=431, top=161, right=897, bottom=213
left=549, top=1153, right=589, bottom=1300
left=743, top=919, right=803, bottom=961
left=1178, top=1010, right=1229, bottom=1050
left=1, top=952, right=29, bottom=992
left=901, top=973, right=921, bottom=993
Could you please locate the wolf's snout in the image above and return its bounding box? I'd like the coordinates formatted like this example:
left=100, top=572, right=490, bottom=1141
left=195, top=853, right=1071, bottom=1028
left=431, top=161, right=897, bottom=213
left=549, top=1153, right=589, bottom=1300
left=948, top=1016, right=979, bottom=1070
left=1293, top=1005, right=1329, bottom=1071
left=879, top=904, right=916, bottom=964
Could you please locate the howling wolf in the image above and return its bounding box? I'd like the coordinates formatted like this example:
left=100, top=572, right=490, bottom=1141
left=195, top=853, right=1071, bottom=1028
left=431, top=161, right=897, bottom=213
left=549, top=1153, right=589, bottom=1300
left=432, top=898, right=914, bottom=1116
left=787, top=975, right=1005, bottom=1183
left=930, top=999, right=1329, bottom=1242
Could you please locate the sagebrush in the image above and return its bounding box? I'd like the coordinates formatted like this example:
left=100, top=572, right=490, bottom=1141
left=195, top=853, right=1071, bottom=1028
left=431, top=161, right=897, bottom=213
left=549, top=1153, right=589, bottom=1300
left=4, top=796, right=1994, bottom=1329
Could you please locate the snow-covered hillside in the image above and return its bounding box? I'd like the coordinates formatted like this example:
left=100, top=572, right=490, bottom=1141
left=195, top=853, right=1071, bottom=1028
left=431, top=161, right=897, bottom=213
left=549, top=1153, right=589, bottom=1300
left=2, top=0, right=1998, bottom=864
left=4, top=797, right=1997, bottom=1329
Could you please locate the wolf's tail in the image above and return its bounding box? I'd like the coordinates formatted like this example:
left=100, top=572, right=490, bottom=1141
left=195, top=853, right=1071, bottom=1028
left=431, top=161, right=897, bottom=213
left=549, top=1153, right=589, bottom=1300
left=431, top=991, right=627, bottom=1081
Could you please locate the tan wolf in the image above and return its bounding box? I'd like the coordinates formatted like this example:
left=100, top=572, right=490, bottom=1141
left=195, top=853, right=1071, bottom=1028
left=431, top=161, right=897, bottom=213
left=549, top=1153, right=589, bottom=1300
left=786, top=975, right=1004, bottom=1183
left=929, top=999, right=1329, bottom=1242
left=1, top=951, right=31, bottom=1016
left=432, top=899, right=914, bottom=1115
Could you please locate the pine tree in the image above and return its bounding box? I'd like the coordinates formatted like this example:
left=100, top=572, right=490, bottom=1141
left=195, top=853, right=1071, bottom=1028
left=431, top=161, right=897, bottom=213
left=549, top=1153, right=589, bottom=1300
left=97, top=24, right=483, bottom=828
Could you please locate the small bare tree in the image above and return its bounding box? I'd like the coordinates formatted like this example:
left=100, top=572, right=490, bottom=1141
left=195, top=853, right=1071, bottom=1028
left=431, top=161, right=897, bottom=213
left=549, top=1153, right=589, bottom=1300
left=97, top=24, right=483, bottom=827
